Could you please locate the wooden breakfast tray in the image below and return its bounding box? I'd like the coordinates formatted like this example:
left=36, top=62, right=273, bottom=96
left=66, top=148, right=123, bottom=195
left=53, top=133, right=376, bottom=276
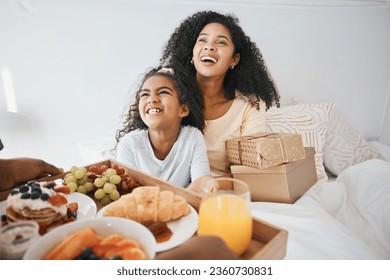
left=41, top=159, right=288, bottom=260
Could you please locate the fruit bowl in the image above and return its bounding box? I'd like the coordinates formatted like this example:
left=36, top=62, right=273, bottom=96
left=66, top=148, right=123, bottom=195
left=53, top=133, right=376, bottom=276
left=23, top=217, right=156, bottom=260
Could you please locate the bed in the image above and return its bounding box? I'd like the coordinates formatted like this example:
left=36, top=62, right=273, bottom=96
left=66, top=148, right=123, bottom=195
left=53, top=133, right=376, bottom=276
left=250, top=102, right=390, bottom=259
left=80, top=101, right=390, bottom=260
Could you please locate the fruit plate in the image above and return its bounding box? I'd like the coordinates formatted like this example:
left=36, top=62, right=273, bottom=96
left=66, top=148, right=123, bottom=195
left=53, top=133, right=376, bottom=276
left=97, top=204, right=198, bottom=252
left=23, top=217, right=156, bottom=260
left=0, top=192, right=97, bottom=222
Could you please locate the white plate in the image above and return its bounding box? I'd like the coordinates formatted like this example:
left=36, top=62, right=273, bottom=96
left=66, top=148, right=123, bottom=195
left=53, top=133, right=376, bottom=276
left=23, top=217, right=156, bottom=260
left=0, top=192, right=97, bottom=221
left=96, top=204, right=198, bottom=252
left=68, top=192, right=97, bottom=220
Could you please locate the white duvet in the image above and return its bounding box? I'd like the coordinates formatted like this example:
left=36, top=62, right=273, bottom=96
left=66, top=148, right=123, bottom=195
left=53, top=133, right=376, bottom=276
left=251, top=159, right=390, bottom=259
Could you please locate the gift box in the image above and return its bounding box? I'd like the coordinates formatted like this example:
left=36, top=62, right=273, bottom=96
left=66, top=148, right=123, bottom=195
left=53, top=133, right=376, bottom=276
left=231, top=147, right=317, bottom=203
left=226, top=132, right=306, bottom=169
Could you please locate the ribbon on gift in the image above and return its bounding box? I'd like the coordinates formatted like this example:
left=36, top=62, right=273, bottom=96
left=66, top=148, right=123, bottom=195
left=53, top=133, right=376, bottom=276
left=236, top=133, right=277, bottom=165
left=257, top=134, right=289, bottom=165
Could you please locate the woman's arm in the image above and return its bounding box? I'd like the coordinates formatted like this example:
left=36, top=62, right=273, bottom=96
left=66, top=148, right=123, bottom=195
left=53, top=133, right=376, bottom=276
left=0, top=157, right=63, bottom=193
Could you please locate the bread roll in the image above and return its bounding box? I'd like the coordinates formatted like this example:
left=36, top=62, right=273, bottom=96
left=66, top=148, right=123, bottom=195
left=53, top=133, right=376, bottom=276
left=103, top=186, right=190, bottom=223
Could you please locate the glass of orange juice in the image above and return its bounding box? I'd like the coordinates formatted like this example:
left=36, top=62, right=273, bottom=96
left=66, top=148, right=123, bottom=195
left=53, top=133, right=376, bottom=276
left=197, top=178, right=252, bottom=255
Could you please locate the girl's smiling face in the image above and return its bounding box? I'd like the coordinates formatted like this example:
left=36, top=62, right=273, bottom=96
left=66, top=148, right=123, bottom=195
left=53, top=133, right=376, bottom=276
left=192, top=22, right=240, bottom=79
left=138, top=75, right=189, bottom=130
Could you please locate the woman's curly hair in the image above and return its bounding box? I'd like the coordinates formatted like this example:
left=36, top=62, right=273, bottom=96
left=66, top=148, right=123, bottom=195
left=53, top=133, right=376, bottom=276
left=160, top=10, right=280, bottom=110
left=115, top=65, right=205, bottom=143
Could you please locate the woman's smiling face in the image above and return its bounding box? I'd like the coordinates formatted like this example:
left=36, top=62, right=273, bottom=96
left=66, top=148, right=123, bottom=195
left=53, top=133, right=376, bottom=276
left=138, top=75, right=189, bottom=130
left=192, top=22, right=240, bottom=79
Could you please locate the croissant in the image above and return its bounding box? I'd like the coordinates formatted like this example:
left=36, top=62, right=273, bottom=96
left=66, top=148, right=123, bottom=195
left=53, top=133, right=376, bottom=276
left=103, top=186, right=190, bottom=223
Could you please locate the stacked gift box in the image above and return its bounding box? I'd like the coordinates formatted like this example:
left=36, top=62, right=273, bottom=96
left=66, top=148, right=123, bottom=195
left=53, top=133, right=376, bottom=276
left=226, top=132, right=318, bottom=204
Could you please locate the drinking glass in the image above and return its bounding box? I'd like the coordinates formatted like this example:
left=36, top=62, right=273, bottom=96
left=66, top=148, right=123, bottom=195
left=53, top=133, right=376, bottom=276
left=197, top=177, right=252, bottom=255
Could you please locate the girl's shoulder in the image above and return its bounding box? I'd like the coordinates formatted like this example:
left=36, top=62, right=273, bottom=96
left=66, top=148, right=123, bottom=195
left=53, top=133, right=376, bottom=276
left=179, top=126, right=204, bottom=140
left=121, top=129, right=148, bottom=142
left=180, top=125, right=203, bottom=135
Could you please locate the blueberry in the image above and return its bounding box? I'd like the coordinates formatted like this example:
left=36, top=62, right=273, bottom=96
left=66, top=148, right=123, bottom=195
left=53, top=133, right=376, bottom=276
left=10, top=190, right=19, bottom=196
left=19, top=186, right=30, bottom=193
left=27, top=181, right=36, bottom=186
left=112, top=255, right=122, bottom=260
left=88, top=254, right=100, bottom=260
left=32, top=182, right=41, bottom=188
left=45, top=182, right=55, bottom=189
left=68, top=212, right=77, bottom=219
left=21, top=193, right=31, bottom=199
left=31, top=192, right=40, bottom=200
left=40, top=193, right=50, bottom=201
left=31, top=186, right=42, bottom=194
left=1, top=214, right=7, bottom=222
left=80, top=247, right=94, bottom=259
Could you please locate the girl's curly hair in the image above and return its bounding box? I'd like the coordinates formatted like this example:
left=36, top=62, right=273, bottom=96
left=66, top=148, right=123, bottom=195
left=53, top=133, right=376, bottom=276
left=160, top=10, right=280, bottom=110
left=115, top=65, right=205, bottom=143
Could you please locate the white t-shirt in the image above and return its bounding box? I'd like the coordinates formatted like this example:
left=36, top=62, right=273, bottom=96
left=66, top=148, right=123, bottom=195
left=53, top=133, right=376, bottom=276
left=116, top=126, right=210, bottom=188
left=204, top=94, right=266, bottom=175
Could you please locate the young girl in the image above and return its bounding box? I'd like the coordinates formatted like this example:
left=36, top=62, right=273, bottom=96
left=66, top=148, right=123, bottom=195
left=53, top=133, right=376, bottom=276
left=115, top=65, right=211, bottom=189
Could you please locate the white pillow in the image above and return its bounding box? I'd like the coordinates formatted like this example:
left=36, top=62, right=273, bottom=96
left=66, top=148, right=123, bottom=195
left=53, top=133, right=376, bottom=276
left=265, top=103, right=334, bottom=183
left=323, top=112, right=384, bottom=175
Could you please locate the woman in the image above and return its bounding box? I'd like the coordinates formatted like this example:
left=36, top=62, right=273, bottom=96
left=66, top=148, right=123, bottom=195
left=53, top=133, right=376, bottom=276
left=160, top=11, right=281, bottom=175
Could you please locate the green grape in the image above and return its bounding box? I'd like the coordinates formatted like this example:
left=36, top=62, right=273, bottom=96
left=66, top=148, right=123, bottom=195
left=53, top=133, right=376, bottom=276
left=77, top=185, right=87, bottom=194
left=84, top=182, right=94, bottom=192
left=79, top=167, right=87, bottom=175
left=100, top=194, right=112, bottom=205
left=65, top=175, right=77, bottom=184
left=103, top=183, right=115, bottom=194
left=94, top=189, right=105, bottom=200
left=105, top=168, right=117, bottom=177
left=94, top=178, right=105, bottom=188
left=109, top=175, right=122, bottom=185
left=67, top=182, right=78, bottom=192
left=79, top=177, right=88, bottom=185
left=74, top=169, right=85, bottom=179
left=71, top=166, right=79, bottom=175
left=102, top=175, right=110, bottom=182
left=109, top=189, right=120, bottom=201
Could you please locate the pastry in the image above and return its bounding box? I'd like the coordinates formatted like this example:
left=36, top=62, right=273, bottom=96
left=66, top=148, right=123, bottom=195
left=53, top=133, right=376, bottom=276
left=5, top=181, right=75, bottom=233
left=103, top=186, right=190, bottom=223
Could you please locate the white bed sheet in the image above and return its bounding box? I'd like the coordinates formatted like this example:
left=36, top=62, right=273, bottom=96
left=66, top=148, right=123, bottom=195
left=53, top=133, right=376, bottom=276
left=251, top=159, right=390, bottom=259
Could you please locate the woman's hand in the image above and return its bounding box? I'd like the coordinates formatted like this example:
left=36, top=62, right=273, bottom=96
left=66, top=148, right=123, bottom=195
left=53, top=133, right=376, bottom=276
left=155, top=235, right=240, bottom=260
left=0, top=157, right=63, bottom=191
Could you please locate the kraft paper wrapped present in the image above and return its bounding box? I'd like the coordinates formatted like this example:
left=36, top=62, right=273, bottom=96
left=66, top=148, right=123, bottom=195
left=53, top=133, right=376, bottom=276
left=231, top=147, right=317, bottom=203
left=226, top=132, right=306, bottom=169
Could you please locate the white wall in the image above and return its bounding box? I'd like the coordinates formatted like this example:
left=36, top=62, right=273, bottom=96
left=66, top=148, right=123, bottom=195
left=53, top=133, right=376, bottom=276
left=1, top=0, right=390, bottom=169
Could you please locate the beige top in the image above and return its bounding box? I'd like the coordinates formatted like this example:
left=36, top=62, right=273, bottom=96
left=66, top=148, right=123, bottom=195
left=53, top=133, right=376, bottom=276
left=203, top=93, right=266, bottom=175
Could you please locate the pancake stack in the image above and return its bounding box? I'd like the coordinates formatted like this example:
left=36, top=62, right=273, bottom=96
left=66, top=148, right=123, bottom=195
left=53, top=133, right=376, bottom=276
left=5, top=181, right=72, bottom=233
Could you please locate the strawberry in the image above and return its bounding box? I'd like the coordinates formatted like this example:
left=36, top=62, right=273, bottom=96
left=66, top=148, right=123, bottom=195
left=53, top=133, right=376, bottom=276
left=49, top=194, right=68, bottom=206
left=54, top=185, right=71, bottom=195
